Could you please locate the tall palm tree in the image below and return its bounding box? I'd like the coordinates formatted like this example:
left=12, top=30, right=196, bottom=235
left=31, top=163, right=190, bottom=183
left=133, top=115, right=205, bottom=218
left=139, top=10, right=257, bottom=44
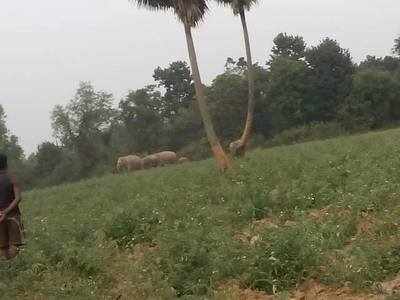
left=133, top=0, right=231, bottom=171
left=216, top=0, right=258, bottom=157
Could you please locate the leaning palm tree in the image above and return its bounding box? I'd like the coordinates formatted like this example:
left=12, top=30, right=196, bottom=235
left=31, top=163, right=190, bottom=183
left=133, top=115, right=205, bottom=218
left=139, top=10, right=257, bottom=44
left=132, top=0, right=231, bottom=171
left=216, top=0, right=258, bottom=157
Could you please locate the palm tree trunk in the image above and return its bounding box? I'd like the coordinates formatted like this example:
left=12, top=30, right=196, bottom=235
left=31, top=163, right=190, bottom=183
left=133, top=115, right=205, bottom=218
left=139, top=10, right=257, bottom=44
left=184, top=23, right=231, bottom=171
left=231, top=7, right=256, bottom=157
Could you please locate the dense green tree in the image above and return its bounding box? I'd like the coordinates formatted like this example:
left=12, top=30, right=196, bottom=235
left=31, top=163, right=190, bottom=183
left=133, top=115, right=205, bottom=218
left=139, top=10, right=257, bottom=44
left=208, top=72, right=248, bottom=140
left=215, top=0, right=258, bottom=157
left=5, top=136, right=24, bottom=163
left=339, top=70, right=400, bottom=129
left=209, top=57, right=271, bottom=140
left=165, top=106, right=204, bottom=151
left=359, top=55, right=400, bottom=73
left=50, top=149, right=84, bottom=184
left=252, top=65, right=270, bottom=137
left=225, top=57, right=247, bottom=74
left=132, top=0, right=231, bottom=171
left=0, top=105, right=27, bottom=186
left=151, top=61, right=203, bottom=151
left=305, top=38, right=355, bottom=121
left=0, top=106, right=7, bottom=144
left=209, top=58, right=269, bottom=141
left=119, top=85, right=165, bottom=153
left=35, top=142, right=63, bottom=177
left=266, top=56, right=310, bottom=132
left=52, top=82, right=114, bottom=147
left=51, top=82, right=115, bottom=171
left=270, top=33, right=306, bottom=62
left=394, top=36, right=400, bottom=57
left=263, top=34, right=311, bottom=132
left=0, top=105, right=24, bottom=163
left=153, top=61, right=194, bottom=120
left=51, top=105, right=73, bottom=148
left=106, top=122, right=132, bottom=159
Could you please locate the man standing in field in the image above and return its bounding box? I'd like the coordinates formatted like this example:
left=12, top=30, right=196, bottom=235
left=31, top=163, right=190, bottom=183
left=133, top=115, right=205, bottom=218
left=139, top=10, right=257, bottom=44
left=0, top=153, right=24, bottom=260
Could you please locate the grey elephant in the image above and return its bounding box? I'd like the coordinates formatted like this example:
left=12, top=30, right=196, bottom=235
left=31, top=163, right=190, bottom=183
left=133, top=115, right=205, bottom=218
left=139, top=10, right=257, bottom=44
left=154, top=151, right=178, bottom=166
left=116, top=155, right=143, bottom=173
left=143, top=154, right=159, bottom=169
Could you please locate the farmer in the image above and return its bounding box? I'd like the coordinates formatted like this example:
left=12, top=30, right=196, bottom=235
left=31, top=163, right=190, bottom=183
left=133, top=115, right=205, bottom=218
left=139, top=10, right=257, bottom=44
left=0, top=153, right=24, bottom=260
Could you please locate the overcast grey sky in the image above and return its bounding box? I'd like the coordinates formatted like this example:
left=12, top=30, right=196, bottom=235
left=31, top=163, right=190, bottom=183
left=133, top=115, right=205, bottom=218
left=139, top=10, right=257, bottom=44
left=1, top=0, right=399, bottom=154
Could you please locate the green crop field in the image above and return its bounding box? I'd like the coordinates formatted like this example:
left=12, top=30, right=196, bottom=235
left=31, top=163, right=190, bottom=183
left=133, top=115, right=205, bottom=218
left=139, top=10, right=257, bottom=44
left=2, top=129, right=400, bottom=299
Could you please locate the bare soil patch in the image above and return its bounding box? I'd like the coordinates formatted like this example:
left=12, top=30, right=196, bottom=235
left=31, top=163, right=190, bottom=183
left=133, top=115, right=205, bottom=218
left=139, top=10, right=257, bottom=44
left=291, top=280, right=383, bottom=300
left=216, top=281, right=274, bottom=300
left=216, top=280, right=389, bottom=300
left=379, top=274, right=400, bottom=297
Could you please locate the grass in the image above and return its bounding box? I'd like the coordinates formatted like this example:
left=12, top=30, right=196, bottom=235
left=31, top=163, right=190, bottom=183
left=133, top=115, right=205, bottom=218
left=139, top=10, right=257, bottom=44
left=3, top=128, right=400, bottom=298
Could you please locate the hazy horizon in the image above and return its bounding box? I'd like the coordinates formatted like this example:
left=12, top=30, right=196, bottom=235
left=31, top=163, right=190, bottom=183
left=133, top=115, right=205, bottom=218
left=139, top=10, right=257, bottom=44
left=1, top=0, right=399, bottom=154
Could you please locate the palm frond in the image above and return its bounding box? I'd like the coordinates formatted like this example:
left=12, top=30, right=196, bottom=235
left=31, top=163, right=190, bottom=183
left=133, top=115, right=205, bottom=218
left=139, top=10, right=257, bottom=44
left=174, top=0, right=209, bottom=26
left=215, top=0, right=258, bottom=14
left=133, top=0, right=174, bottom=10
left=131, top=0, right=209, bottom=27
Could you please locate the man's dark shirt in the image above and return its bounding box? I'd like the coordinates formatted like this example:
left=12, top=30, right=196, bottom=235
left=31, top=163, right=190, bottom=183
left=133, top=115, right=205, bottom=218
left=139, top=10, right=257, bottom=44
left=0, top=171, right=16, bottom=212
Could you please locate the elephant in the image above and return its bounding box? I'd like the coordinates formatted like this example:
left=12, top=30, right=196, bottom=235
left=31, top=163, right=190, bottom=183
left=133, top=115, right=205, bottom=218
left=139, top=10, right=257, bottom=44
left=154, top=151, right=178, bottom=166
left=116, top=155, right=143, bottom=173
left=143, top=154, right=159, bottom=169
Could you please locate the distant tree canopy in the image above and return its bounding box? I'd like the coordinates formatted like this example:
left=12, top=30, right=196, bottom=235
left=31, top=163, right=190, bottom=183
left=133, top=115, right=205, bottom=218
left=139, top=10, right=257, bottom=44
left=305, top=38, right=355, bottom=121
left=340, top=69, right=400, bottom=129
left=119, top=85, right=165, bottom=153
left=270, top=33, right=306, bottom=61
left=0, top=105, right=28, bottom=186
left=52, top=82, right=114, bottom=148
left=152, top=61, right=201, bottom=149
left=208, top=71, right=248, bottom=140
left=51, top=82, right=115, bottom=171
left=0, top=106, right=7, bottom=140
left=264, top=36, right=356, bottom=129
left=35, top=142, right=63, bottom=177
left=225, top=57, right=248, bottom=74
left=394, top=36, right=400, bottom=56
left=266, top=56, right=309, bottom=132
left=0, top=105, right=23, bottom=163
left=359, top=55, right=400, bottom=73
left=153, top=61, right=194, bottom=120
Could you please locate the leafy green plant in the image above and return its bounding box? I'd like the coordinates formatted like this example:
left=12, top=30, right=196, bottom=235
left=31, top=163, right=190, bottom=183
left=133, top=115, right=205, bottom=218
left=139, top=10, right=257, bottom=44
left=104, top=210, right=160, bottom=248
left=248, top=224, right=322, bottom=293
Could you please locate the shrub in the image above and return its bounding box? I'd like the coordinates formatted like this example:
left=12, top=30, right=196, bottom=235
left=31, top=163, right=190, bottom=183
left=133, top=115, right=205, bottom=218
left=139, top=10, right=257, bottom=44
left=322, top=242, right=400, bottom=290
left=266, top=122, right=346, bottom=147
left=339, top=70, right=400, bottom=130
left=104, top=210, right=160, bottom=248
left=157, top=225, right=248, bottom=297
left=248, top=224, right=322, bottom=293
left=61, top=243, right=104, bottom=277
left=178, top=137, right=212, bottom=161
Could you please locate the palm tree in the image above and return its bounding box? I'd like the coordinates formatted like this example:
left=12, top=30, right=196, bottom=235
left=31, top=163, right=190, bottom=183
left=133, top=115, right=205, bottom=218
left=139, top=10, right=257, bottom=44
left=133, top=0, right=231, bottom=171
left=216, top=0, right=258, bottom=157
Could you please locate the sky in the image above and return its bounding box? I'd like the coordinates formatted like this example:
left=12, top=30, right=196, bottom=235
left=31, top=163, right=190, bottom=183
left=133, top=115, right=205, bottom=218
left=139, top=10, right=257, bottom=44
left=1, top=0, right=399, bottom=154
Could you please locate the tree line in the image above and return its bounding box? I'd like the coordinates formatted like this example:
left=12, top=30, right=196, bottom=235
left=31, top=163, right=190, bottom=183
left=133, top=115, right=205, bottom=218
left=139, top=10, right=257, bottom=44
left=1, top=32, right=399, bottom=189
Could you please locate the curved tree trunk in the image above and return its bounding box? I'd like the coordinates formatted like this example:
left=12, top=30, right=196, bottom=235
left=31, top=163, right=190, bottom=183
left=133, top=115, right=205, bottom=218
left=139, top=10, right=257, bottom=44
left=184, top=23, right=231, bottom=171
left=230, top=8, right=256, bottom=157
